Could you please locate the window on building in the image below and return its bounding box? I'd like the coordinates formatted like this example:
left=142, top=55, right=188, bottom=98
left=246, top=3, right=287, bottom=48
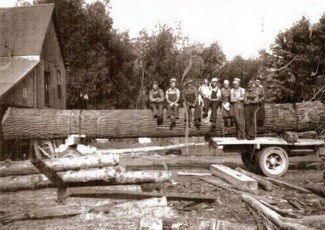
left=44, top=71, right=50, bottom=106
left=57, top=70, right=62, bottom=99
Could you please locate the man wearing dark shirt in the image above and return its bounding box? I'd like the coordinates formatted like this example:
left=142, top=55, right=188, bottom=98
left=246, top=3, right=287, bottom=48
left=149, top=81, right=164, bottom=125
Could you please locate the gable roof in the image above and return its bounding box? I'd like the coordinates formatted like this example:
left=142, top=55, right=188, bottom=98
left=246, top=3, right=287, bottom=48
left=0, top=57, right=39, bottom=98
left=0, top=4, right=55, bottom=57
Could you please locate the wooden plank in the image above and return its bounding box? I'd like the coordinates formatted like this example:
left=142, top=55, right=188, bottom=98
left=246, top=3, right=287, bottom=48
left=177, top=171, right=212, bottom=176
left=210, top=164, right=258, bottom=191
left=210, top=137, right=288, bottom=146
left=266, top=177, right=311, bottom=193
left=68, top=190, right=217, bottom=202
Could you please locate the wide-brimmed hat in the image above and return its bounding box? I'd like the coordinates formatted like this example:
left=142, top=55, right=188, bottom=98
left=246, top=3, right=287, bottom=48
left=184, top=79, right=193, bottom=85
left=170, top=78, right=177, bottom=83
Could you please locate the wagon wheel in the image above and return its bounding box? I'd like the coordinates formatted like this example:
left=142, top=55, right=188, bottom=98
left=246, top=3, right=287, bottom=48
left=256, top=146, right=289, bottom=178
left=240, top=152, right=258, bottom=172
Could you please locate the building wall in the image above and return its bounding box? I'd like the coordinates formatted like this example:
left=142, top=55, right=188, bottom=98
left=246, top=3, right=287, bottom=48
left=39, top=18, right=66, bottom=109
left=2, top=69, right=36, bottom=108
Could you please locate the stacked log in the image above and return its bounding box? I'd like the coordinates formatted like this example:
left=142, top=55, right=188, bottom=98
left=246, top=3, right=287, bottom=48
left=2, top=101, right=324, bottom=140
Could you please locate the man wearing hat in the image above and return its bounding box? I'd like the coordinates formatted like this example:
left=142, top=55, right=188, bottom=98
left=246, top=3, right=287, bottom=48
left=244, top=80, right=260, bottom=140
left=255, top=78, right=265, bottom=126
left=199, top=78, right=212, bottom=117
left=149, top=80, right=165, bottom=125
left=210, top=78, right=221, bottom=126
left=183, top=79, right=201, bottom=127
left=166, top=78, right=180, bottom=128
left=230, top=78, right=246, bottom=139
left=221, top=79, right=234, bottom=127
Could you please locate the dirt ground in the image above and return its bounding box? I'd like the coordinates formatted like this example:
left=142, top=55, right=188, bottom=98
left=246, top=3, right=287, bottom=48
left=0, top=140, right=324, bottom=230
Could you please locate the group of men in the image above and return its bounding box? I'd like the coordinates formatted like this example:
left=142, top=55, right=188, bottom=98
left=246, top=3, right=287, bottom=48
left=149, top=77, right=265, bottom=140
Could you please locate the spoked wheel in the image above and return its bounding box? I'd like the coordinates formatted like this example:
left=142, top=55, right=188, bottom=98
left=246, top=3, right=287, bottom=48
left=241, top=152, right=258, bottom=172
left=257, top=147, right=289, bottom=177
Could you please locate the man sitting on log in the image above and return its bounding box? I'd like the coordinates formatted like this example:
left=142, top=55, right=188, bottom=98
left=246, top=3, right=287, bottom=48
left=166, top=78, right=180, bottom=128
left=244, top=80, right=260, bottom=140
left=210, top=78, right=221, bottom=128
left=183, top=79, right=202, bottom=128
left=221, top=80, right=234, bottom=127
left=149, top=80, right=165, bottom=125
left=231, top=78, right=246, bottom=140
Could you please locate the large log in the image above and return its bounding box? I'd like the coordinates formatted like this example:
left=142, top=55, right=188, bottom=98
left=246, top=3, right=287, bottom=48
left=0, top=168, right=171, bottom=192
left=2, top=101, right=324, bottom=139
left=0, top=154, right=119, bottom=177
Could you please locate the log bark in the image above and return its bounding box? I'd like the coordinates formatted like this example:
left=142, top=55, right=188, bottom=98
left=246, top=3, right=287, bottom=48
left=0, top=154, right=119, bottom=177
left=0, top=168, right=171, bottom=192
left=241, top=194, right=313, bottom=230
left=2, top=101, right=324, bottom=139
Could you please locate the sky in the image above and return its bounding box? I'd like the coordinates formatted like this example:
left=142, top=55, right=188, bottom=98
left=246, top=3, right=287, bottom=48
left=1, top=0, right=324, bottom=59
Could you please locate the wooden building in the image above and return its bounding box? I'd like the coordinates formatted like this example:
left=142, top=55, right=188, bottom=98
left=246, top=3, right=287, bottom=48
left=0, top=3, right=66, bottom=109
left=0, top=4, right=66, bottom=160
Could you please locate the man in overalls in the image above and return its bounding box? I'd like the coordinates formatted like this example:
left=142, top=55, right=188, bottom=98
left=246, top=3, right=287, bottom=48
left=210, top=78, right=221, bottom=127
left=183, top=79, right=201, bottom=128
left=149, top=80, right=164, bottom=125
left=221, top=79, right=234, bottom=127
left=230, top=78, right=246, bottom=139
left=166, top=78, right=180, bottom=128
left=244, top=80, right=260, bottom=140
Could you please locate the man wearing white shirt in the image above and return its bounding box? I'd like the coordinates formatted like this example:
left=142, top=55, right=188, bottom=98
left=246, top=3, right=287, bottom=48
left=199, top=78, right=211, bottom=117
left=230, top=78, right=245, bottom=139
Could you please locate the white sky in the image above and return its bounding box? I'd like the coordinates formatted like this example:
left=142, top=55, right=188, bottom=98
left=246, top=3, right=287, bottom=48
left=1, top=0, right=325, bottom=59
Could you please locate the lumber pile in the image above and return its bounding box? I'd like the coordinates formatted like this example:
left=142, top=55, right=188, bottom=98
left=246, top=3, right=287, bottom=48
left=2, top=101, right=324, bottom=139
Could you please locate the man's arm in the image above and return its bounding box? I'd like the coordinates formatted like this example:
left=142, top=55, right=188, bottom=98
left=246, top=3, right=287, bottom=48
left=175, top=89, right=180, bottom=104
left=149, top=90, right=155, bottom=102
left=157, top=89, right=164, bottom=103
left=165, top=90, right=171, bottom=104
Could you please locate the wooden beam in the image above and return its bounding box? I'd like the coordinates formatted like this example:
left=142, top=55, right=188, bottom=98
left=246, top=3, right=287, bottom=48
left=68, top=190, right=217, bottom=202
left=210, top=164, right=258, bottom=191
left=266, top=177, right=311, bottom=193
left=235, top=167, right=273, bottom=191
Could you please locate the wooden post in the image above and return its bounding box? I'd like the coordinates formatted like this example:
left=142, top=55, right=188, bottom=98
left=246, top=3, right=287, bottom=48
left=0, top=103, right=6, bottom=161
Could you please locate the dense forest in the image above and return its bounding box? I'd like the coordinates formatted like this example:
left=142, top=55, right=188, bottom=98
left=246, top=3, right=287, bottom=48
left=20, top=0, right=325, bottom=108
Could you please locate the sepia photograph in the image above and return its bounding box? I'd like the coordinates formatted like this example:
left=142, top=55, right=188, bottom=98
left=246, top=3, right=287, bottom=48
left=0, top=0, right=325, bottom=229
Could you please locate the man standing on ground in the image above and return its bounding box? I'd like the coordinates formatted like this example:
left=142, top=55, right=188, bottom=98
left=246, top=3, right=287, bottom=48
left=149, top=81, right=164, bottom=125
left=255, top=78, right=265, bottom=127
left=244, top=80, right=260, bottom=140
left=230, top=78, right=245, bottom=139
left=221, top=80, right=234, bottom=127
left=209, top=78, right=221, bottom=128
left=183, top=79, right=201, bottom=128
left=166, top=78, right=180, bottom=128
left=199, top=78, right=211, bottom=118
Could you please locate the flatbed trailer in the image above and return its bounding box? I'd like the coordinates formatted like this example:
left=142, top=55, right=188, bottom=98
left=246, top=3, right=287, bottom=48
left=210, top=137, right=325, bottom=177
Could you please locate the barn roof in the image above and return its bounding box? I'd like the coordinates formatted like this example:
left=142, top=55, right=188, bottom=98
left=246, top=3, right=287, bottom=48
left=0, top=57, right=39, bottom=97
left=0, top=4, right=55, bottom=57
